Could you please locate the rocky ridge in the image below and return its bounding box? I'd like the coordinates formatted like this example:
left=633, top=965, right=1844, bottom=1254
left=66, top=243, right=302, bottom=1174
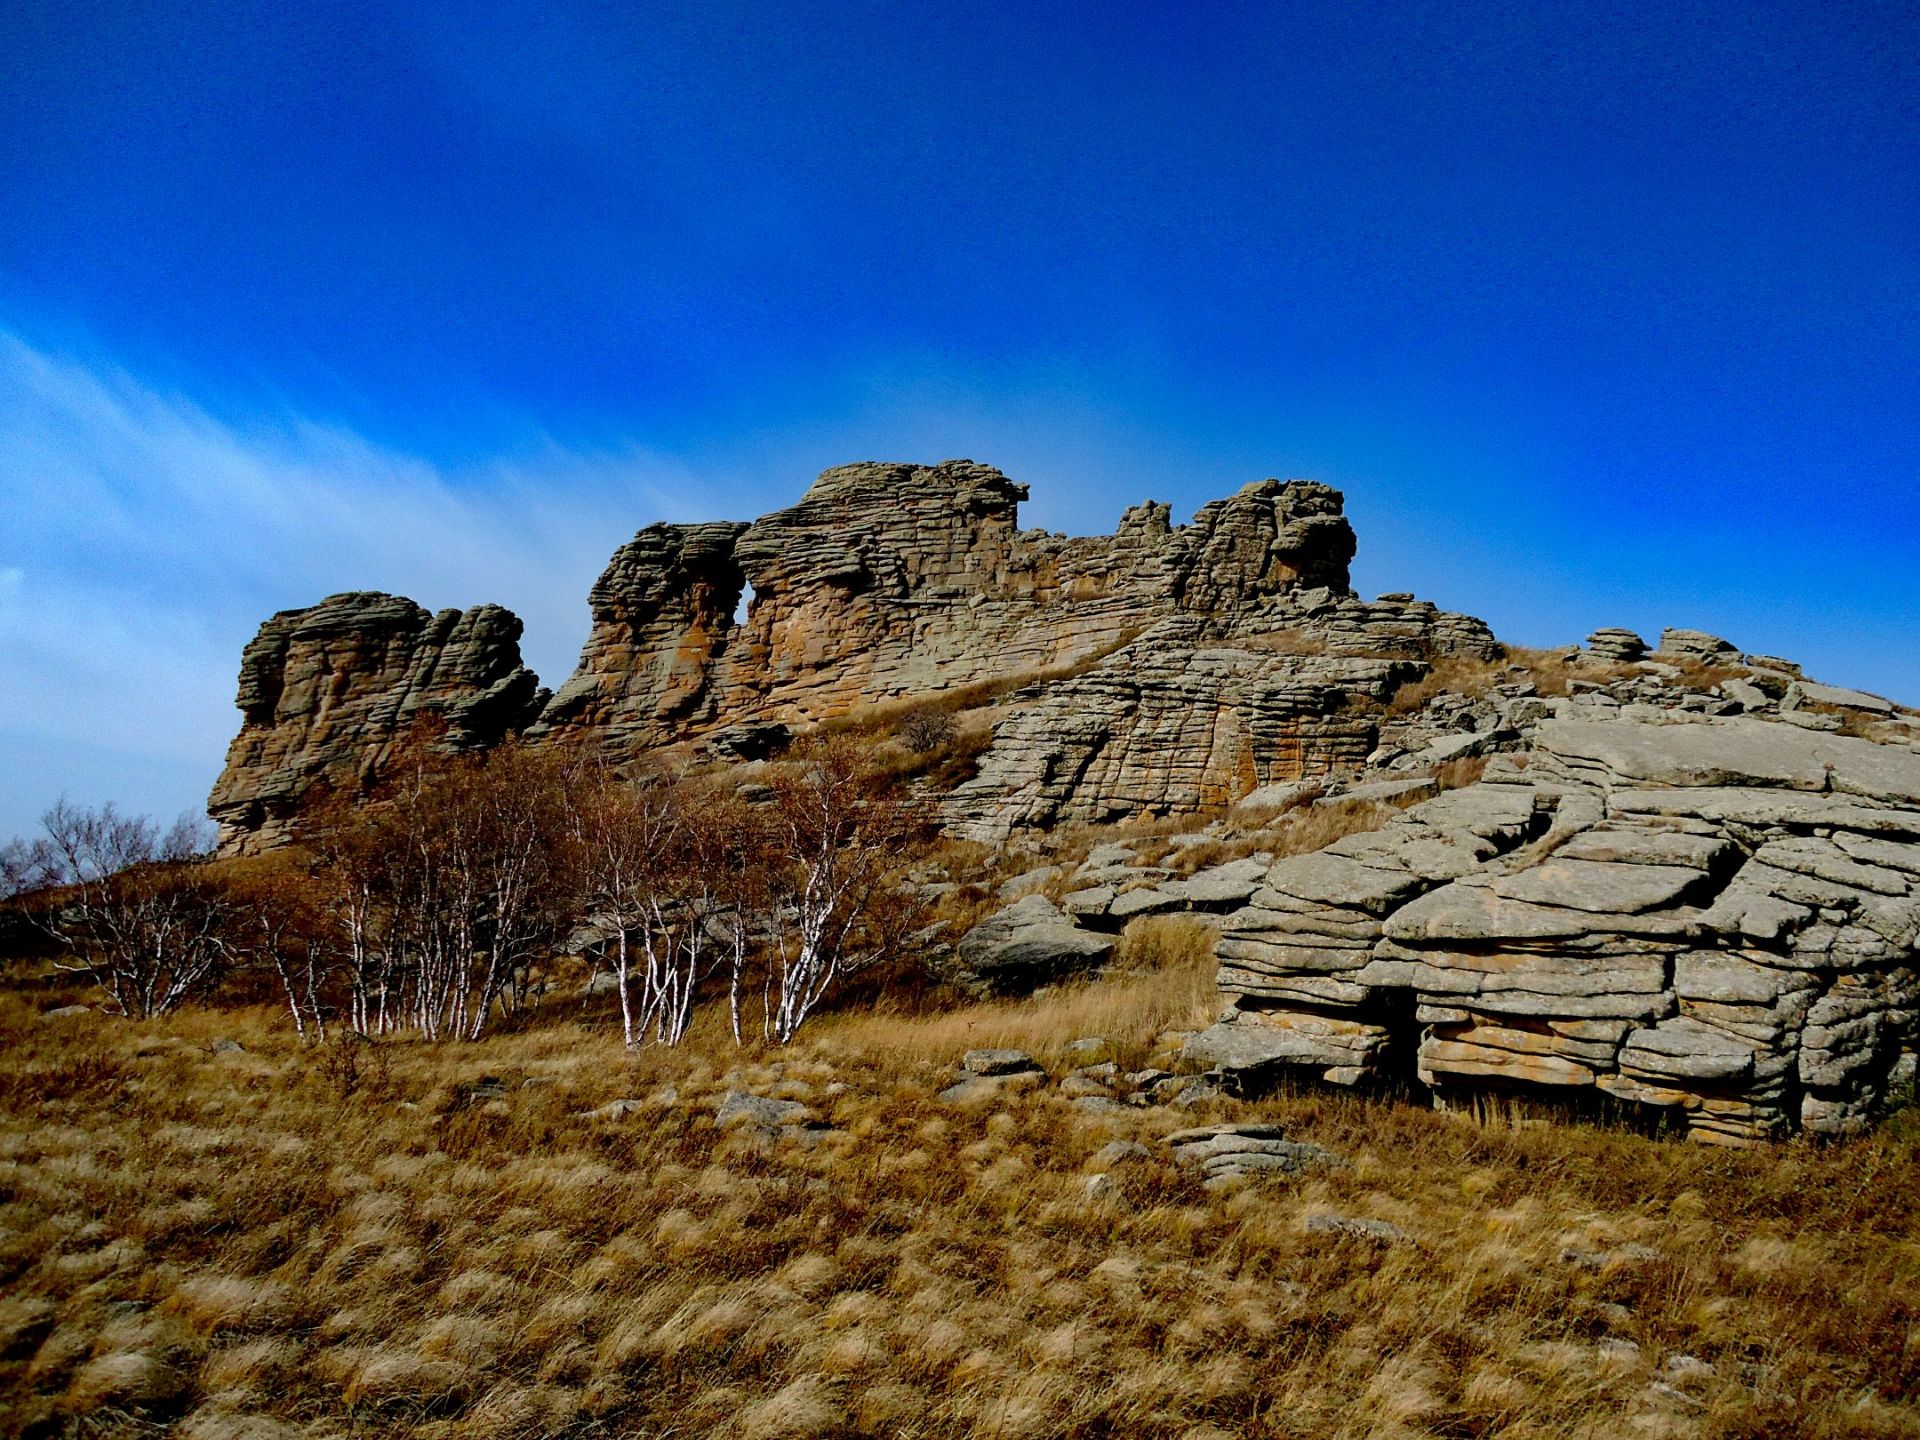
left=211, top=462, right=1493, bottom=852
left=202, top=464, right=1920, bottom=1142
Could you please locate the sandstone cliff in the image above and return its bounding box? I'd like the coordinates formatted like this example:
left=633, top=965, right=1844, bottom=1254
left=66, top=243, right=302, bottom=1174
left=208, top=592, right=545, bottom=853
left=528, top=462, right=1374, bottom=760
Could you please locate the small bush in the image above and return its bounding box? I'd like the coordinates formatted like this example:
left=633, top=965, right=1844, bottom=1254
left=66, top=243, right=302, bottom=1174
left=897, top=706, right=958, bottom=754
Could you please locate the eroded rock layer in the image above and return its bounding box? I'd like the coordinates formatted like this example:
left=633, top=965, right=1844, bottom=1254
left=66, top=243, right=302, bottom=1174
left=528, top=462, right=1384, bottom=762
left=222, top=462, right=1461, bottom=850
left=208, top=592, right=545, bottom=853
left=943, top=594, right=1498, bottom=842
left=1190, top=713, right=1920, bottom=1142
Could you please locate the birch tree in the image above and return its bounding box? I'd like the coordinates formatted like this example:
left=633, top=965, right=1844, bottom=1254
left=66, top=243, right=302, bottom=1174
left=760, top=740, right=926, bottom=1043
left=6, top=802, right=229, bottom=1019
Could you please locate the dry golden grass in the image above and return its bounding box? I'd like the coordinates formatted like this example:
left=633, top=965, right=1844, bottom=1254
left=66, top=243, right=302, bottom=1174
left=2, top=965, right=1917, bottom=1440
left=1386, top=647, right=1648, bottom=716
left=815, top=916, right=1219, bottom=1071
left=1162, top=799, right=1391, bottom=877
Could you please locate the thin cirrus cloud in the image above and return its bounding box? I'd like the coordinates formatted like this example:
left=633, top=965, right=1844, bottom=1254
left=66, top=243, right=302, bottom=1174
left=0, top=332, right=694, bottom=840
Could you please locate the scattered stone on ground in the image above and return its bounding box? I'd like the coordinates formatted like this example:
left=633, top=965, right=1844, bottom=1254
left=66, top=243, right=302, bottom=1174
left=1163, top=1123, right=1340, bottom=1186
left=715, top=1090, right=817, bottom=1138
left=960, top=1048, right=1042, bottom=1076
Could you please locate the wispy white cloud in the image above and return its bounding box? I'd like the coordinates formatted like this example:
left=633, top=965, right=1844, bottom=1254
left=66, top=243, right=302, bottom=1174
left=0, top=333, right=697, bottom=838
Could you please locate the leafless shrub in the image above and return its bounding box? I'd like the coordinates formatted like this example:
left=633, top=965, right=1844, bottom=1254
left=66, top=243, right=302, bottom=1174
left=758, top=739, right=931, bottom=1043
left=896, top=705, right=957, bottom=754
left=4, top=801, right=227, bottom=1018
left=296, top=742, right=591, bottom=1042
left=574, top=771, right=769, bottom=1049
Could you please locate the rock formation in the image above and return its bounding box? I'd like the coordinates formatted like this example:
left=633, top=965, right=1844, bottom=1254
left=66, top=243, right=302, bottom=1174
left=204, top=457, right=1920, bottom=1142
left=529, top=462, right=1379, bottom=760
left=213, top=461, right=1493, bottom=851
left=1187, top=711, right=1920, bottom=1143
left=208, top=592, right=545, bottom=853
left=942, top=597, right=1496, bottom=842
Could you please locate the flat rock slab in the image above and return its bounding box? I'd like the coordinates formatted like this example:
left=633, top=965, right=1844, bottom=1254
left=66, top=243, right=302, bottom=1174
left=1109, top=886, right=1190, bottom=920
left=715, top=1092, right=815, bottom=1132
left=1554, top=828, right=1733, bottom=870
left=1491, top=859, right=1708, bottom=915
left=1798, top=681, right=1895, bottom=714
left=1540, top=716, right=1920, bottom=805
left=1183, top=859, right=1270, bottom=909
left=1062, top=886, right=1117, bottom=917
left=1620, top=1018, right=1755, bottom=1081
left=1383, top=882, right=1699, bottom=943
left=962, top=1048, right=1042, bottom=1076
left=1183, top=1015, right=1386, bottom=1073
left=1262, top=850, right=1428, bottom=915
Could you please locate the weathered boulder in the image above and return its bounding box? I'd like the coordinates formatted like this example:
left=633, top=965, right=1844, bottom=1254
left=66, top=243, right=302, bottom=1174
left=1586, top=628, right=1648, bottom=663
left=1657, top=628, right=1742, bottom=663
left=947, top=895, right=1116, bottom=994
left=1163, top=1123, right=1339, bottom=1185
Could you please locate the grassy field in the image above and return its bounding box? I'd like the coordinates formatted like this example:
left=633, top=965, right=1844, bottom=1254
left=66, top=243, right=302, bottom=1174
left=2, top=928, right=1917, bottom=1440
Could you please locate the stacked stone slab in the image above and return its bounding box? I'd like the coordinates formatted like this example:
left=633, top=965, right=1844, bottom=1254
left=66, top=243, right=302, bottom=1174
left=208, top=593, right=545, bottom=854
left=940, top=588, right=1503, bottom=842
left=1190, top=713, right=1920, bottom=1142
left=1586, top=628, right=1648, bottom=663
left=1657, top=628, right=1743, bottom=664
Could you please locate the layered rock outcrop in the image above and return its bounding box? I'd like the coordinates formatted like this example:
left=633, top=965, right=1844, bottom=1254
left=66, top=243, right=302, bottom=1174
left=943, top=595, right=1497, bottom=841
left=208, top=593, right=545, bottom=853
left=529, top=462, right=1378, bottom=759
left=1189, top=712, right=1920, bottom=1142
left=215, top=461, right=1492, bottom=850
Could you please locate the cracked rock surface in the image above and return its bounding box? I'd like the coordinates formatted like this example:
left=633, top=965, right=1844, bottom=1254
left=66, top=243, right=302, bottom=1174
left=208, top=592, right=545, bottom=854
left=1194, top=712, right=1920, bottom=1142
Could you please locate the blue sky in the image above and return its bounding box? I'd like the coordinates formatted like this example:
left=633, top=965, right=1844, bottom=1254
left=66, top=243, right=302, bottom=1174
left=2, top=1, right=1916, bottom=837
